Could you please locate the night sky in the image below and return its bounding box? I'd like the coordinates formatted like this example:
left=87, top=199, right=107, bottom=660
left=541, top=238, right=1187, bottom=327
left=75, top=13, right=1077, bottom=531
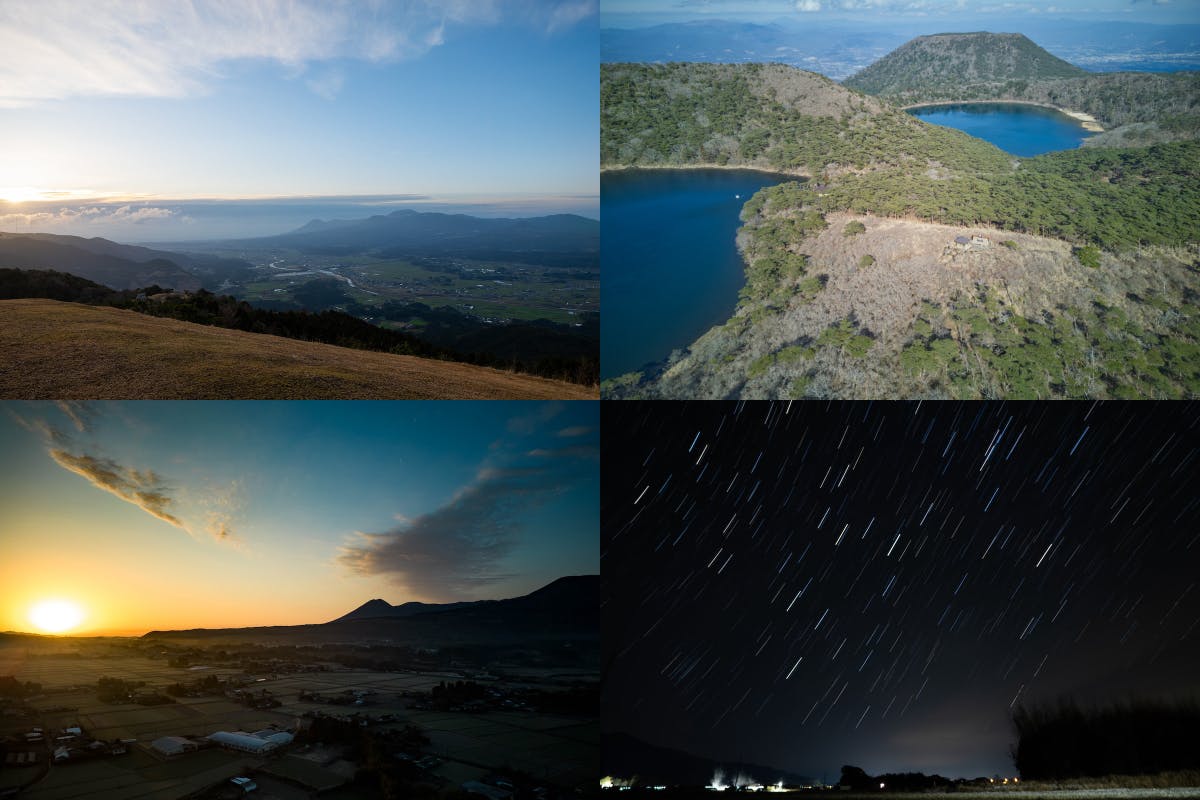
left=602, top=401, right=1200, bottom=781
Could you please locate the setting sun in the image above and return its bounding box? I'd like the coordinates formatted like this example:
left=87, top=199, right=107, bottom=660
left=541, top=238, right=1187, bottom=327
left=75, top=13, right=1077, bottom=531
left=0, top=186, right=47, bottom=204
left=29, top=599, right=85, bottom=634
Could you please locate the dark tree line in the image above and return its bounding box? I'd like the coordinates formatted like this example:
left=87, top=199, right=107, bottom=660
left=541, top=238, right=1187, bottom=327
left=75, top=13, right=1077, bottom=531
left=1012, top=699, right=1200, bottom=779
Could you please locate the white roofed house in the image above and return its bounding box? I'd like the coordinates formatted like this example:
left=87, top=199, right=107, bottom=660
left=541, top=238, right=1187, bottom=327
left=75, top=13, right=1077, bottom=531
left=208, top=730, right=289, bottom=754
left=151, top=736, right=198, bottom=757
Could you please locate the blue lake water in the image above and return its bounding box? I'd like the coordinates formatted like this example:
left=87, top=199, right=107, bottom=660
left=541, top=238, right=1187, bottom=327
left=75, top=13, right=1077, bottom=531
left=907, top=102, right=1096, bottom=157
left=601, top=169, right=793, bottom=380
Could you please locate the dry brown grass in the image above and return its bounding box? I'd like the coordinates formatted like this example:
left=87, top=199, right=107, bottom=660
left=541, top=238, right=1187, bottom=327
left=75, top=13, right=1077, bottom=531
left=0, top=299, right=596, bottom=399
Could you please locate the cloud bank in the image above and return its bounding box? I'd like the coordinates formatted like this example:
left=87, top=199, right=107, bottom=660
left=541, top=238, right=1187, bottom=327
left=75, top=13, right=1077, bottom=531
left=338, top=466, right=562, bottom=600
left=0, top=0, right=597, bottom=106
left=0, top=204, right=183, bottom=235
left=339, top=405, right=597, bottom=601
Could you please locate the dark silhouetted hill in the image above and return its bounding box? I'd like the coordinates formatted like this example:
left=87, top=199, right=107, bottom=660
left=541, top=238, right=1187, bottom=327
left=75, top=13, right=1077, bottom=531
left=141, top=575, right=598, bottom=645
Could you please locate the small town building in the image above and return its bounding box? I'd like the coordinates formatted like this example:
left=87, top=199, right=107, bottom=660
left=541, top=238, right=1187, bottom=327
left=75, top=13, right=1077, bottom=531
left=208, top=731, right=285, bottom=754
left=151, top=736, right=198, bottom=757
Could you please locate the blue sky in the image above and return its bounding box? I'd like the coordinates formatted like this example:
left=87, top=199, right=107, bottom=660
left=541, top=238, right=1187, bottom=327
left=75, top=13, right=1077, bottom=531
left=0, top=1, right=597, bottom=239
left=0, top=401, right=598, bottom=634
left=602, top=0, right=1197, bottom=26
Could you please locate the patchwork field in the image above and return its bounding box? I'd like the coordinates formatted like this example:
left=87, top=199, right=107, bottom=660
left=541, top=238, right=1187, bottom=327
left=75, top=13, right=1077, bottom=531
left=1, top=643, right=597, bottom=796
left=20, top=749, right=256, bottom=800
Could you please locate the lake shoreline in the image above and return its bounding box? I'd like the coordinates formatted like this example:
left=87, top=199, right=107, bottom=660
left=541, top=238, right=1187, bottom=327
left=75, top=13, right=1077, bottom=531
left=902, top=99, right=1105, bottom=131
left=601, top=162, right=809, bottom=178
left=601, top=168, right=793, bottom=380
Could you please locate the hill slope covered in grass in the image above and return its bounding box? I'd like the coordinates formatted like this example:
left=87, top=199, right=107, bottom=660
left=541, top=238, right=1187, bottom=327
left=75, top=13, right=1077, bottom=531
left=0, top=299, right=595, bottom=399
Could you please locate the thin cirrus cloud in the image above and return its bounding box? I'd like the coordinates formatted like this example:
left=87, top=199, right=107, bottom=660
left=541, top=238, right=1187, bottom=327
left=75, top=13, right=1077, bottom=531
left=47, top=450, right=186, bottom=531
left=0, top=0, right=597, bottom=106
left=8, top=403, right=236, bottom=543
left=338, top=465, right=565, bottom=601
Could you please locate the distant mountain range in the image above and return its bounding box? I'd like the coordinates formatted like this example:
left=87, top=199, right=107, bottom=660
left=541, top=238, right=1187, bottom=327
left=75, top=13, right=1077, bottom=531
left=0, top=209, right=599, bottom=294
left=603, top=732, right=817, bottom=788
left=245, top=209, right=600, bottom=269
left=142, top=575, right=598, bottom=645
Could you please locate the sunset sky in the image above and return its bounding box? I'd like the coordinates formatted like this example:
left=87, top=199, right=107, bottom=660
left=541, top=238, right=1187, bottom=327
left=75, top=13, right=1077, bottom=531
left=0, top=401, right=598, bottom=636
left=0, top=0, right=598, bottom=239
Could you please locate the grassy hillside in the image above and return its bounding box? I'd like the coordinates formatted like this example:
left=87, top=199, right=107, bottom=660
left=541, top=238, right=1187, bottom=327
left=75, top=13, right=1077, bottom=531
left=601, top=62, right=1013, bottom=174
left=843, top=32, right=1087, bottom=96
left=0, top=299, right=595, bottom=399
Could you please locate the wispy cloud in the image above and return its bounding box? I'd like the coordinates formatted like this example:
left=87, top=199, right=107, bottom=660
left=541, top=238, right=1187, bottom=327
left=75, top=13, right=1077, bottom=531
left=54, top=401, right=95, bottom=433
left=0, top=0, right=597, bottom=106
left=557, top=425, right=593, bottom=438
left=338, top=465, right=565, bottom=600
left=48, top=449, right=185, bottom=530
left=306, top=68, right=345, bottom=101
left=10, top=404, right=237, bottom=544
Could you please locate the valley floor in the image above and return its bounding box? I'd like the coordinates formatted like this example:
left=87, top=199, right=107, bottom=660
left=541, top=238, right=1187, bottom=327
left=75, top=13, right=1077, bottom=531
left=0, top=299, right=595, bottom=400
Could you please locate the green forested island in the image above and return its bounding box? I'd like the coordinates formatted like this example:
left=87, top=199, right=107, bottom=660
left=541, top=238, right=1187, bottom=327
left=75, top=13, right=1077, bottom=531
left=602, top=38, right=1200, bottom=400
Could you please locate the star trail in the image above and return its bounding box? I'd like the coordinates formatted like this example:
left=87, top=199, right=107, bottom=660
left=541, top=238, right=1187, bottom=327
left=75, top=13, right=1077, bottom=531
left=602, top=401, right=1200, bottom=781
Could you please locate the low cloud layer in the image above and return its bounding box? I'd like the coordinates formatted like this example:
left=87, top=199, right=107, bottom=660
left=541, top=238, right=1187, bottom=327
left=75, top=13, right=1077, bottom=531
left=339, top=466, right=565, bottom=601
left=0, top=204, right=182, bottom=235
left=0, top=0, right=597, bottom=106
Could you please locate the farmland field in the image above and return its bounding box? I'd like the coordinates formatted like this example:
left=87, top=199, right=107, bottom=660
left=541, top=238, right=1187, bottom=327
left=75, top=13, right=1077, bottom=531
left=0, top=638, right=597, bottom=797
left=203, top=247, right=599, bottom=326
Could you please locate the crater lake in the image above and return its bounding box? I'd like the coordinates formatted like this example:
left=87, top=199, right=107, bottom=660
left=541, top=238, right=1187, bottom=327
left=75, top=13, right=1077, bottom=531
left=906, top=102, right=1098, bottom=157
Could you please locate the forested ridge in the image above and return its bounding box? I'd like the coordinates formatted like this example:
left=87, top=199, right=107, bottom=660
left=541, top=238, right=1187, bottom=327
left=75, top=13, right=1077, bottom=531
left=601, top=62, right=1013, bottom=174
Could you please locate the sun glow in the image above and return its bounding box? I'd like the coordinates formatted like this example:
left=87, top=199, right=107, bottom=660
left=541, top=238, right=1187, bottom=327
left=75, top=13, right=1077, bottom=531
left=29, top=599, right=85, bottom=633
left=0, top=187, right=48, bottom=204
